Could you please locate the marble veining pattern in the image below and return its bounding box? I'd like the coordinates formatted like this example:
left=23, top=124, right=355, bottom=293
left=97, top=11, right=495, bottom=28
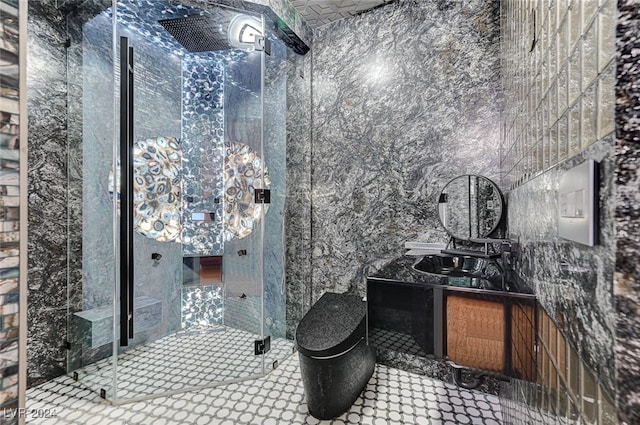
left=284, top=49, right=312, bottom=338
left=508, top=139, right=616, bottom=397
left=614, top=1, right=640, bottom=422
left=310, top=0, right=502, bottom=301
left=26, top=1, right=69, bottom=388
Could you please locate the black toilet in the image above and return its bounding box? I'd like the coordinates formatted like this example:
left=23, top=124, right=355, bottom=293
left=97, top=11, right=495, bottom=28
left=295, top=292, right=376, bottom=419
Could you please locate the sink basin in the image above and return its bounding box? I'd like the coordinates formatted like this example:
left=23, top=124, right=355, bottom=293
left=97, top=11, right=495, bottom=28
left=413, top=255, right=504, bottom=290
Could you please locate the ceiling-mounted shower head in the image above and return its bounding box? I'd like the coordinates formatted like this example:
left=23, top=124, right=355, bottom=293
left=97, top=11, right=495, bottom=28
left=159, top=10, right=263, bottom=53
left=227, top=14, right=262, bottom=50
left=158, top=14, right=231, bottom=52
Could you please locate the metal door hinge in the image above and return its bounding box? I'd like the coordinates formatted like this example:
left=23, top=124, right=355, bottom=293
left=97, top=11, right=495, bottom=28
left=255, top=36, right=271, bottom=55
left=254, top=189, right=271, bottom=204
left=255, top=336, right=271, bottom=355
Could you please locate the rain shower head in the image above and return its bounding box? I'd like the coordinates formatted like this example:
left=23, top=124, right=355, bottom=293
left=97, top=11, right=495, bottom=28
left=158, top=12, right=263, bottom=53
left=158, top=15, right=231, bottom=52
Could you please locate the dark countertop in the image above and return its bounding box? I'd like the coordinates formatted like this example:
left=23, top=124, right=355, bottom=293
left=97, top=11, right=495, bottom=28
left=369, top=254, right=535, bottom=298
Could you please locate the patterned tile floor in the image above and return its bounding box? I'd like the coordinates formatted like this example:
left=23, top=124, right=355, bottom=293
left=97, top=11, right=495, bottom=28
left=26, top=351, right=503, bottom=424
left=71, top=327, right=294, bottom=401
left=369, top=327, right=429, bottom=357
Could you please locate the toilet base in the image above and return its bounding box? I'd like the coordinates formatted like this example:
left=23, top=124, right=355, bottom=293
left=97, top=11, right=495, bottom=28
left=299, top=339, right=376, bottom=420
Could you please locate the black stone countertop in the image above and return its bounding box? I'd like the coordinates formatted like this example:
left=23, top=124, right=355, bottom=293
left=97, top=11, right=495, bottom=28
left=369, top=254, right=535, bottom=298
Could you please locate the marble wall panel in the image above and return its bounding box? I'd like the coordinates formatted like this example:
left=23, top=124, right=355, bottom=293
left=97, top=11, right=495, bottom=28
left=0, top=0, right=21, bottom=412
left=309, top=0, right=502, bottom=301
left=26, top=1, right=69, bottom=388
left=284, top=49, right=311, bottom=338
left=614, top=1, right=640, bottom=423
left=507, top=138, right=616, bottom=397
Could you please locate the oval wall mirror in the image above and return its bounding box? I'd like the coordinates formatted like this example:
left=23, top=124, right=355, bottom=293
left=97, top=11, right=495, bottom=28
left=437, top=175, right=504, bottom=240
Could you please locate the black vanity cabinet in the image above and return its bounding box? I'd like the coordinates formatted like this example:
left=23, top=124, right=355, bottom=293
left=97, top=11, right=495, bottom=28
left=367, top=280, right=441, bottom=358
left=367, top=271, right=537, bottom=382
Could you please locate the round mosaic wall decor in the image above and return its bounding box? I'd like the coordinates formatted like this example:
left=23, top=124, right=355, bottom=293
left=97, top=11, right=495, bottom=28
left=224, top=141, right=270, bottom=240
left=109, top=136, right=182, bottom=242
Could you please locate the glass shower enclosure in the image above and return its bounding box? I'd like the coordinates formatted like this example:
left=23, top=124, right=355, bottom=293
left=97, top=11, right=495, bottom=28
left=65, top=0, right=290, bottom=403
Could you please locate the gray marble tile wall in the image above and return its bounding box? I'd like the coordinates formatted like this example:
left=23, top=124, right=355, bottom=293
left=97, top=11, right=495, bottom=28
left=284, top=49, right=311, bottom=339
left=26, top=1, right=69, bottom=388
left=614, top=1, right=640, bottom=423
left=309, top=0, right=502, bottom=301
left=0, top=0, right=21, bottom=413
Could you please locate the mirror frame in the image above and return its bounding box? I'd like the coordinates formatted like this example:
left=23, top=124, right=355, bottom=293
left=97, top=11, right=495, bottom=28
left=436, top=174, right=504, bottom=240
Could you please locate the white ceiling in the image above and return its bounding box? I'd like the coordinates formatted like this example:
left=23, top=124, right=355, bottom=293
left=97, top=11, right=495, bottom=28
left=288, top=0, right=395, bottom=28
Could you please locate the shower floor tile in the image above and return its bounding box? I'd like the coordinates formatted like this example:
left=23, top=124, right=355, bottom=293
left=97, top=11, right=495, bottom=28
left=72, top=327, right=294, bottom=401
left=26, top=354, right=503, bottom=424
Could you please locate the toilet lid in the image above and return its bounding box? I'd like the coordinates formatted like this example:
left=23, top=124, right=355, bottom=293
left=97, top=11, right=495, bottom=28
left=295, top=292, right=367, bottom=358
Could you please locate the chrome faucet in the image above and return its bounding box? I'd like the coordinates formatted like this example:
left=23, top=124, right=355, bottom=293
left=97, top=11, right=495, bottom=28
left=441, top=237, right=520, bottom=291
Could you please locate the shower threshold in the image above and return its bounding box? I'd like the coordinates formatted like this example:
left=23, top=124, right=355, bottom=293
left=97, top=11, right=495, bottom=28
left=71, top=326, right=294, bottom=404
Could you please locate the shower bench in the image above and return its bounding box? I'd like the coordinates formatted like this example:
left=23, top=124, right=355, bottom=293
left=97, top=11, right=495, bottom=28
left=74, top=296, right=162, bottom=348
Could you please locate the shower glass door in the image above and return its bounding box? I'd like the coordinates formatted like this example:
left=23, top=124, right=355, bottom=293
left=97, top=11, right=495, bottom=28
left=114, top=0, right=267, bottom=401
left=65, top=0, right=119, bottom=400
left=67, top=0, right=273, bottom=403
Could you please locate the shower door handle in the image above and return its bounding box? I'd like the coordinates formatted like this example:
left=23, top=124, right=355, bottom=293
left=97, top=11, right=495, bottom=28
left=119, top=36, right=134, bottom=346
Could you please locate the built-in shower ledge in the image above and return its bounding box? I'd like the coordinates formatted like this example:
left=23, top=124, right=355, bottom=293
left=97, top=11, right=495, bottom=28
left=74, top=296, right=162, bottom=348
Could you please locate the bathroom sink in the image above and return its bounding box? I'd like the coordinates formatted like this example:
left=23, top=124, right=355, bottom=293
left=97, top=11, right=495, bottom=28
left=413, top=255, right=504, bottom=290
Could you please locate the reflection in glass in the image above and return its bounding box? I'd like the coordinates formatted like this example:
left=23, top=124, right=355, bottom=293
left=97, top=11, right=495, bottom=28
left=437, top=175, right=503, bottom=239
left=223, top=141, right=270, bottom=240
left=66, top=0, right=291, bottom=404
left=109, top=136, right=182, bottom=242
